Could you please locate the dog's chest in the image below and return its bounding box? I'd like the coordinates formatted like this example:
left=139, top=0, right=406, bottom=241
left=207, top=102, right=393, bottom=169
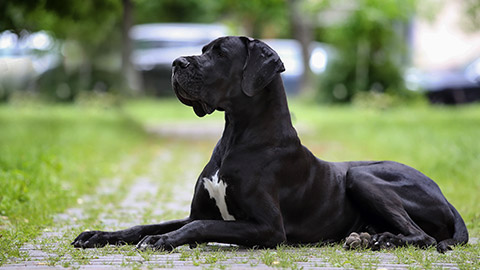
left=202, top=170, right=235, bottom=221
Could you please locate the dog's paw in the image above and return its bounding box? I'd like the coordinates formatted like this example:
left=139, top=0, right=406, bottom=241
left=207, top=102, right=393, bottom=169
left=71, top=230, right=110, bottom=248
left=370, top=232, right=405, bottom=251
left=343, top=232, right=361, bottom=250
left=436, top=241, right=453, bottom=253
left=359, top=232, right=371, bottom=247
left=136, top=235, right=174, bottom=252
left=343, top=232, right=371, bottom=250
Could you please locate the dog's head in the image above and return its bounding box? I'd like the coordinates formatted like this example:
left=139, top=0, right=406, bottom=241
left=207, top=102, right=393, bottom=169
left=172, top=36, right=285, bottom=117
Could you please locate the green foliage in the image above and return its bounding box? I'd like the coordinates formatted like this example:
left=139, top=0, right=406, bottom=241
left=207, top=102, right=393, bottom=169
left=318, top=0, right=416, bottom=103
left=218, top=0, right=290, bottom=37
left=463, top=0, right=480, bottom=31
left=133, top=0, right=222, bottom=24
left=133, top=0, right=289, bottom=37
left=1, top=0, right=122, bottom=47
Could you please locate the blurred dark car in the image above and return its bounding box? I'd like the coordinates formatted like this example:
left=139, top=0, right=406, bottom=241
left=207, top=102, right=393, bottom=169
left=406, top=57, right=480, bottom=104
left=130, top=23, right=229, bottom=95
left=263, top=39, right=331, bottom=94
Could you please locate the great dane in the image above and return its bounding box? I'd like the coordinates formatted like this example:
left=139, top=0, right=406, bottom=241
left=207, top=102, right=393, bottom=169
left=72, top=36, right=468, bottom=253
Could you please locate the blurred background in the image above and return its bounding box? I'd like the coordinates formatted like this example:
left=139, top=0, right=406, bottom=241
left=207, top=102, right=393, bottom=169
left=2, top=1, right=480, bottom=262
left=1, top=0, right=480, bottom=105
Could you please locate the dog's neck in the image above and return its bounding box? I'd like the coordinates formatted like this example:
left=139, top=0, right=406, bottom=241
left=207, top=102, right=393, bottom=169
left=221, top=75, right=300, bottom=147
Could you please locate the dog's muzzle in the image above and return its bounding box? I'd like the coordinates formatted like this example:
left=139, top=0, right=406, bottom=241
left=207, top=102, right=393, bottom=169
left=172, top=57, right=215, bottom=117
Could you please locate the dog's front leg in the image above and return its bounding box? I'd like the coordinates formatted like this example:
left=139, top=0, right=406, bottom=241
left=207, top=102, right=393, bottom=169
left=72, top=218, right=192, bottom=248
left=137, top=219, right=286, bottom=251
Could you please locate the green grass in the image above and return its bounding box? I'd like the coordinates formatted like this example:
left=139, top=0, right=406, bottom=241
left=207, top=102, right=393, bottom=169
left=1, top=97, right=479, bottom=268
left=0, top=103, right=148, bottom=264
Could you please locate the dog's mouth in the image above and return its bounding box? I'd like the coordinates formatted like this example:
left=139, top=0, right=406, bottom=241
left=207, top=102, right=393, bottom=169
left=172, top=79, right=215, bottom=117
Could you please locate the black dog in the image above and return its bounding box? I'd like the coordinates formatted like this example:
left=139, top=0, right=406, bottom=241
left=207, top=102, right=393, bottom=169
left=72, top=36, right=468, bottom=253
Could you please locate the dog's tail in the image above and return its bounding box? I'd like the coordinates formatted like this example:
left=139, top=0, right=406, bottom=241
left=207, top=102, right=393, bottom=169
left=436, top=202, right=469, bottom=252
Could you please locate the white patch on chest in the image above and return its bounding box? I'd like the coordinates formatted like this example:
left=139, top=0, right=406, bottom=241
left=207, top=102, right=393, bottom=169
left=203, top=170, right=236, bottom=221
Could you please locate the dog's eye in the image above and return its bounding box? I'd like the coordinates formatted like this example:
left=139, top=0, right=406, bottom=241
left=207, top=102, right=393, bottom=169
left=219, top=48, right=229, bottom=58
left=213, top=45, right=227, bottom=58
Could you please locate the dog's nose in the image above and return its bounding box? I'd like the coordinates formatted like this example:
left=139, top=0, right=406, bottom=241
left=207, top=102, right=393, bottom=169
left=173, top=57, right=190, bottom=68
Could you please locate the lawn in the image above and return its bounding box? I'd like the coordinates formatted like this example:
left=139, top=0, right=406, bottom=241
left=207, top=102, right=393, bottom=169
left=0, top=103, right=148, bottom=263
left=1, top=98, right=479, bottom=267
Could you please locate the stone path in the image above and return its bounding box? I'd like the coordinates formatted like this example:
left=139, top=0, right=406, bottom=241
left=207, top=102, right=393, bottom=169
left=2, top=129, right=479, bottom=269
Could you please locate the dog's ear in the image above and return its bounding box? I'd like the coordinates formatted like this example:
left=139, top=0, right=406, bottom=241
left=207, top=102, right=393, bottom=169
left=241, top=37, right=285, bottom=97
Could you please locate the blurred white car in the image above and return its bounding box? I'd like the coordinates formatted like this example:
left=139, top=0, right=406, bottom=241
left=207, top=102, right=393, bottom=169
left=130, top=24, right=332, bottom=96
left=0, top=30, right=60, bottom=97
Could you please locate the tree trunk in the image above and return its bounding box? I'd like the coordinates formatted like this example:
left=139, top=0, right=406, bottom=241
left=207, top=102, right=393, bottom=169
left=287, top=0, right=313, bottom=93
left=122, top=0, right=140, bottom=92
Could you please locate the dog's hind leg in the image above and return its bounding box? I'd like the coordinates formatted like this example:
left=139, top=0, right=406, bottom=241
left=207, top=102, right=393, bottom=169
left=344, top=166, right=436, bottom=251
left=436, top=202, right=469, bottom=252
